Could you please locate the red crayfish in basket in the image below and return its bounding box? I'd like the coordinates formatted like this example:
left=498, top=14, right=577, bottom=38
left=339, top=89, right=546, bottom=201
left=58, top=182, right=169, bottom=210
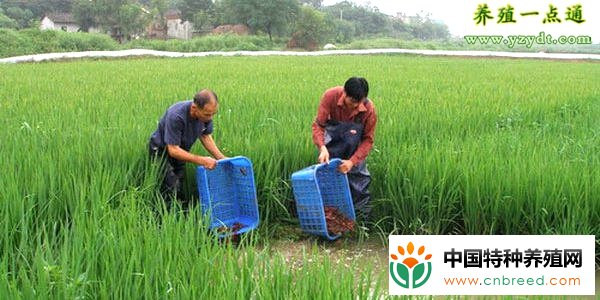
left=324, top=206, right=355, bottom=235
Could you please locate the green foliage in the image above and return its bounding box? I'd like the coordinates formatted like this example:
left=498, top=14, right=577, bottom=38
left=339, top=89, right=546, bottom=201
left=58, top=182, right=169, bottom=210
left=117, top=3, right=150, bottom=39
left=73, top=0, right=96, bottom=32
left=175, top=0, right=213, bottom=22
left=320, top=2, right=451, bottom=41
left=2, top=0, right=453, bottom=42
left=290, top=6, right=329, bottom=50
left=405, top=16, right=450, bottom=40
left=126, top=34, right=278, bottom=52
left=212, top=0, right=237, bottom=26
left=227, top=0, right=300, bottom=40
left=0, top=55, right=598, bottom=296
left=56, top=31, right=120, bottom=51
left=321, top=1, right=390, bottom=37
left=299, top=0, right=322, bottom=8
left=2, top=0, right=73, bottom=17
left=5, top=6, right=34, bottom=28
left=0, top=28, right=118, bottom=57
left=0, top=29, right=282, bottom=58
left=151, top=0, right=167, bottom=14
left=0, top=56, right=390, bottom=297
left=0, top=11, right=17, bottom=29
left=192, top=9, right=213, bottom=31
left=329, top=18, right=354, bottom=43
left=72, top=0, right=150, bottom=41
left=0, top=28, right=24, bottom=55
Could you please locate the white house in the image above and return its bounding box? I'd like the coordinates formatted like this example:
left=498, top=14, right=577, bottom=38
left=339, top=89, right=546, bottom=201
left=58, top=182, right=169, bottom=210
left=40, top=13, right=80, bottom=32
left=165, top=9, right=193, bottom=40
left=40, top=13, right=100, bottom=33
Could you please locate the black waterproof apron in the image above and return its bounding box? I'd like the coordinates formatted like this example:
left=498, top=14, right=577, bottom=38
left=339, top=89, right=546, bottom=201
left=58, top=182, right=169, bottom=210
left=324, top=106, right=372, bottom=220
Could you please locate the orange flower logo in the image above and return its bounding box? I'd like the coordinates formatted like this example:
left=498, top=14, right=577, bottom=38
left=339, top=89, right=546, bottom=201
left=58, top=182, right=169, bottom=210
left=390, top=242, right=433, bottom=289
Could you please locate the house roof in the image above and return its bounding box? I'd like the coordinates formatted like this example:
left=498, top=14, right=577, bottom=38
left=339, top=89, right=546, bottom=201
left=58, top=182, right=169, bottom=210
left=165, top=9, right=182, bottom=20
left=43, top=13, right=77, bottom=24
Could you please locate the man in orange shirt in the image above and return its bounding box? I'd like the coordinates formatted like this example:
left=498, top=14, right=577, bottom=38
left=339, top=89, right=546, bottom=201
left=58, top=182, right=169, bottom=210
left=312, top=77, right=377, bottom=220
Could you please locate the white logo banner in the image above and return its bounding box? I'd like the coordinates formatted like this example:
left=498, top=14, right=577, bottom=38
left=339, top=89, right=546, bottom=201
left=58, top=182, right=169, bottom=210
left=389, top=235, right=595, bottom=295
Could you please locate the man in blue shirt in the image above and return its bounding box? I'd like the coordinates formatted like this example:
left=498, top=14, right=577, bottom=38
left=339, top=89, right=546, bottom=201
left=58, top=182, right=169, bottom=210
left=149, top=89, right=226, bottom=207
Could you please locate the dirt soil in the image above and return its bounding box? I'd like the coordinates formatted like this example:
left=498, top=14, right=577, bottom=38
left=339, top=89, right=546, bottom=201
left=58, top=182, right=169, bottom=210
left=267, top=236, right=388, bottom=271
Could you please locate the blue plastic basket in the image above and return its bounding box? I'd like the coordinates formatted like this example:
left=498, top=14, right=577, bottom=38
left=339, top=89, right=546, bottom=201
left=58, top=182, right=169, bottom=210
left=196, top=156, right=259, bottom=237
left=291, top=159, right=356, bottom=240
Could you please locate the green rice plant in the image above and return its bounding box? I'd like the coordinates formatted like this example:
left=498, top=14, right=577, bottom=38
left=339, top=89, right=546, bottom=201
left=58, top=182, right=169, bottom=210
left=0, top=55, right=597, bottom=297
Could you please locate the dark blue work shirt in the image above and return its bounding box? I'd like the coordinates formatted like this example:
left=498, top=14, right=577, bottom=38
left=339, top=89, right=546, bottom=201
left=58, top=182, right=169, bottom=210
left=149, top=101, right=213, bottom=152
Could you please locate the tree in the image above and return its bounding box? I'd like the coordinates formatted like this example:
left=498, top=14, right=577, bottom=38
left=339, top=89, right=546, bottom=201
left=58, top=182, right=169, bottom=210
left=228, top=0, right=300, bottom=41
left=45, top=0, right=73, bottom=13
left=175, top=0, right=213, bottom=22
left=147, top=0, right=168, bottom=31
left=389, top=18, right=411, bottom=39
left=0, top=7, right=18, bottom=29
left=116, top=3, right=149, bottom=39
left=321, top=1, right=390, bottom=37
left=73, top=0, right=150, bottom=41
left=299, top=0, right=321, bottom=8
left=213, top=0, right=237, bottom=26
left=192, top=10, right=212, bottom=31
left=330, top=18, right=354, bottom=43
left=404, top=13, right=450, bottom=40
left=2, top=0, right=73, bottom=17
left=151, top=0, right=168, bottom=18
left=5, top=6, right=34, bottom=28
left=289, top=5, right=329, bottom=50
left=73, top=0, right=96, bottom=32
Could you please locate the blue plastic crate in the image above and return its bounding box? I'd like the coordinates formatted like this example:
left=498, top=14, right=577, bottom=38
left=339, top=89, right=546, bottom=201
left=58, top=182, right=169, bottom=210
left=291, top=158, right=356, bottom=240
left=196, top=156, right=259, bottom=237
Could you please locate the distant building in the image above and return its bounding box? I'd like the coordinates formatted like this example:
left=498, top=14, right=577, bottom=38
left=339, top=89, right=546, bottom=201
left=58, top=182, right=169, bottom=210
left=40, top=13, right=79, bottom=32
left=165, top=9, right=193, bottom=40
left=40, top=13, right=100, bottom=33
left=146, top=20, right=168, bottom=39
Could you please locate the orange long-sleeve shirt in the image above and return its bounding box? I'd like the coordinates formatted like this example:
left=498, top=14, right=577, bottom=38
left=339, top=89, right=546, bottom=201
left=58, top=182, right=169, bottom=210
left=311, top=86, right=377, bottom=165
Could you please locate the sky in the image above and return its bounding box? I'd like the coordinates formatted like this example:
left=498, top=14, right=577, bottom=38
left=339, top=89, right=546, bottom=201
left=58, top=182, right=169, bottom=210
left=322, top=0, right=599, bottom=43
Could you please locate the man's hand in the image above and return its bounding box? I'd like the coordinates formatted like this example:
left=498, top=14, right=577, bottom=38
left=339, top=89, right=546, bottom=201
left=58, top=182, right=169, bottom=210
left=166, top=145, right=218, bottom=169
left=318, top=146, right=329, bottom=164
left=338, top=160, right=354, bottom=174
left=197, top=156, right=217, bottom=170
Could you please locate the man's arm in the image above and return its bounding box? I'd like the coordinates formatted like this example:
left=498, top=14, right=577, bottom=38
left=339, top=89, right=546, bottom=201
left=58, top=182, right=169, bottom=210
left=312, top=91, right=334, bottom=163
left=312, top=120, right=329, bottom=163
left=199, top=134, right=226, bottom=160
left=166, top=145, right=217, bottom=169
left=160, top=111, right=218, bottom=168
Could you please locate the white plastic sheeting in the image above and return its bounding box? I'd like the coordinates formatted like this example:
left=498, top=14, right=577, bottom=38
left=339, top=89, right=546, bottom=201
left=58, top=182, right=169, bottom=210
left=1, top=48, right=599, bottom=64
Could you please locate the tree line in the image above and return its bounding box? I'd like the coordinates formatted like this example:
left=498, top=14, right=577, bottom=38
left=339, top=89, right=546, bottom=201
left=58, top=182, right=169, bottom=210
left=0, top=0, right=450, bottom=49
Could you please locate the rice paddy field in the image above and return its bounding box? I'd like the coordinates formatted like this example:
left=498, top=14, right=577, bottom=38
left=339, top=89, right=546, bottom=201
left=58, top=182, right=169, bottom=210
left=0, top=55, right=598, bottom=298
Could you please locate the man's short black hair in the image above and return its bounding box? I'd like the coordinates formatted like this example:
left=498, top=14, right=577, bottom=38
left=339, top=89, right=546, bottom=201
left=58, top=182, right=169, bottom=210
left=344, top=77, right=369, bottom=102
left=193, top=89, right=218, bottom=108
